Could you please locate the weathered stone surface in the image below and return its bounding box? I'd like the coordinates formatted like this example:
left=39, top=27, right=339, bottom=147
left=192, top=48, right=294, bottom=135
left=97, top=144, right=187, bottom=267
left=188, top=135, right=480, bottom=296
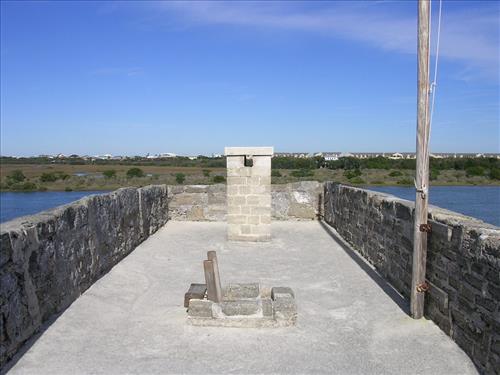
left=273, top=295, right=297, bottom=322
left=0, top=185, right=168, bottom=368
left=262, top=299, right=273, bottom=318
left=271, top=287, right=295, bottom=300
left=188, top=299, right=213, bottom=318
left=272, top=181, right=323, bottom=220
left=323, top=182, right=500, bottom=374
left=189, top=283, right=296, bottom=327
left=220, top=300, right=260, bottom=316
left=225, top=147, right=273, bottom=241
left=223, top=283, right=260, bottom=301
left=167, top=182, right=323, bottom=222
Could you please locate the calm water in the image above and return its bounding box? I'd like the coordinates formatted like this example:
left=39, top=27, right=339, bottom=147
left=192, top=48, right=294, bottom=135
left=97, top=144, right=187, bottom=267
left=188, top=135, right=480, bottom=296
left=0, top=191, right=109, bottom=223
left=366, top=186, right=500, bottom=227
left=0, top=187, right=499, bottom=226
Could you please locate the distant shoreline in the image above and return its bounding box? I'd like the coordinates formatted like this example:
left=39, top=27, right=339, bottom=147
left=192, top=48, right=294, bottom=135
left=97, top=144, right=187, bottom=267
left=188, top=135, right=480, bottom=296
left=1, top=157, right=499, bottom=192
left=1, top=180, right=499, bottom=193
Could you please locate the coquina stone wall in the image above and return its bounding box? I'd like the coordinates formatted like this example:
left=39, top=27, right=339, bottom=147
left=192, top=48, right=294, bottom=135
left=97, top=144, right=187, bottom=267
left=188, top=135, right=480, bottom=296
left=168, top=181, right=323, bottom=221
left=324, top=182, right=500, bottom=374
left=0, top=185, right=168, bottom=368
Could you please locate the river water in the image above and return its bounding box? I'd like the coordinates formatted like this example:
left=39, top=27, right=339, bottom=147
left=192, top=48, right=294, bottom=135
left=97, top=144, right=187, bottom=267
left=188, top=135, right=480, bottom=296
left=366, top=185, right=499, bottom=227
left=0, top=191, right=109, bottom=223
left=0, top=186, right=499, bottom=226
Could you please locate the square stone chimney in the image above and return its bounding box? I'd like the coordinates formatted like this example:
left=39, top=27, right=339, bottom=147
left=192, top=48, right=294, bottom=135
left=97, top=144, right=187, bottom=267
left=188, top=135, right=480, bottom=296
left=224, top=146, right=274, bottom=241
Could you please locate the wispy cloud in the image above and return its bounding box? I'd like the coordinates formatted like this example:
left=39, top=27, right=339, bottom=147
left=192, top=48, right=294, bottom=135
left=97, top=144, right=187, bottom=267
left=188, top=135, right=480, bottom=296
left=153, top=1, right=498, bottom=81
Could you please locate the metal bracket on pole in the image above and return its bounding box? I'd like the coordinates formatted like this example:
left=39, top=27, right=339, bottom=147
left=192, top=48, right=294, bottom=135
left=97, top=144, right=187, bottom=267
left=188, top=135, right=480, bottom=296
left=419, top=223, right=432, bottom=233
left=416, top=282, right=430, bottom=293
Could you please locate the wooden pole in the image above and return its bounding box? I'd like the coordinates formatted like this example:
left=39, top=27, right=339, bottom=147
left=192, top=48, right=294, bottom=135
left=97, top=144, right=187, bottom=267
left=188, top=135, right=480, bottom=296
left=411, top=0, right=432, bottom=319
left=203, top=260, right=219, bottom=302
left=207, top=251, right=222, bottom=302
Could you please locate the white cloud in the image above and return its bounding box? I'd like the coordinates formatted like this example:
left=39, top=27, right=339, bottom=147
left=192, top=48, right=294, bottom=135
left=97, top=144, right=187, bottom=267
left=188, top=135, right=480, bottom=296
left=155, top=1, right=499, bottom=81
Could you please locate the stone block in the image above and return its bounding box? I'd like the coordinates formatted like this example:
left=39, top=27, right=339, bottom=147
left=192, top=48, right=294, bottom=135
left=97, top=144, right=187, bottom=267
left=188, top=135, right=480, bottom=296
left=188, top=299, right=213, bottom=318
left=226, top=155, right=244, bottom=168
left=224, top=283, right=260, bottom=300
left=271, top=287, right=295, bottom=300
left=220, top=300, right=260, bottom=316
left=241, top=206, right=251, bottom=215
left=246, top=195, right=261, bottom=205
left=262, top=299, right=273, bottom=317
left=429, top=220, right=452, bottom=242
left=252, top=155, right=271, bottom=168
left=240, top=225, right=251, bottom=234
left=247, top=215, right=260, bottom=225
left=228, top=196, right=246, bottom=206
left=226, top=185, right=239, bottom=195
left=250, top=167, right=269, bottom=177
left=227, top=176, right=247, bottom=186
left=251, top=206, right=271, bottom=215
left=238, top=186, right=251, bottom=195
left=227, top=214, right=247, bottom=225
left=273, top=296, right=297, bottom=321
left=227, top=205, right=241, bottom=215
left=224, top=146, right=274, bottom=156
left=260, top=215, right=271, bottom=224
left=251, top=185, right=270, bottom=194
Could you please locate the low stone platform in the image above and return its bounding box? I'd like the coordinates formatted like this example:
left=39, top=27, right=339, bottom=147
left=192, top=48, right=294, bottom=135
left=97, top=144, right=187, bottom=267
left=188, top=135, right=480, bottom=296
left=5, top=222, right=478, bottom=374
left=187, top=283, right=297, bottom=327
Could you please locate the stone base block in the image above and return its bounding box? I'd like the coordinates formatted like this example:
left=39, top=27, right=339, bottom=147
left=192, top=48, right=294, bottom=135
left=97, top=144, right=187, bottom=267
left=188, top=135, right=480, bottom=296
left=187, top=283, right=296, bottom=328
left=224, top=283, right=260, bottom=300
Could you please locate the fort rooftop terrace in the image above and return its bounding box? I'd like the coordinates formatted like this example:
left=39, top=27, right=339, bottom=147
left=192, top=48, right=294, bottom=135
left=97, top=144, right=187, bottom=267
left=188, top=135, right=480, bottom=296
left=1, top=182, right=499, bottom=374
left=5, top=222, right=477, bottom=374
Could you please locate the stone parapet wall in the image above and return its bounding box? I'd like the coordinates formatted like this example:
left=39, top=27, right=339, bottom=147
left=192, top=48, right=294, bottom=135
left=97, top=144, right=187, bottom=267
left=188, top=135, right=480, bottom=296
left=324, top=182, right=500, bottom=374
left=167, top=184, right=226, bottom=221
left=168, top=182, right=323, bottom=222
left=272, top=181, right=323, bottom=220
left=0, top=185, right=169, bottom=368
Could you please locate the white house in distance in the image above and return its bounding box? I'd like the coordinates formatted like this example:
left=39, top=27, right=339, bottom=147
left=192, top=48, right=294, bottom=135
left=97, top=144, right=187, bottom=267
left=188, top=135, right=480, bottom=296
left=324, top=153, right=339, bottom=161
left=389, top=152, right=404, bottom=160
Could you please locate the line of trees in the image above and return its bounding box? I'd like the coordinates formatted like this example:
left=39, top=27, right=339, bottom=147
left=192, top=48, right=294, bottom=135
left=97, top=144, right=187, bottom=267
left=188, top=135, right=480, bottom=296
left=270, top=155, right=499, bottom=176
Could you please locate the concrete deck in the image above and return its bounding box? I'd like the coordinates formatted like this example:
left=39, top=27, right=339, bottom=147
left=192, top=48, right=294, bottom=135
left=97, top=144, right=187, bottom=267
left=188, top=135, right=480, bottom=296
left=7, top=222, right=477, bottom=374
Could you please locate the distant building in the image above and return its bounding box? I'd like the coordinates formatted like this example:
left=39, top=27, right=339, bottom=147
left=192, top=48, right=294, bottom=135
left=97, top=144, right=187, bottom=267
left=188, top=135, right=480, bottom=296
left=159, top=153, right=177, bottom=158
left=324, top=153, right=339, bottom=161
left=389, top=152, right=404, bottom=160
left=274, top=152, right=309, bottom=158
left=339, top=152, right=354, bottom=158
left=430, top=154, right=443, bottom=159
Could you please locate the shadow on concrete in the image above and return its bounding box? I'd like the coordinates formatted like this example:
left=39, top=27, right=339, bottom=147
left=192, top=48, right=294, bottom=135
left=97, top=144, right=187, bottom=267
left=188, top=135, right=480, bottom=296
left=0, top=310, right=64, bottom=375
left=319, top=220, right=410, bottom=315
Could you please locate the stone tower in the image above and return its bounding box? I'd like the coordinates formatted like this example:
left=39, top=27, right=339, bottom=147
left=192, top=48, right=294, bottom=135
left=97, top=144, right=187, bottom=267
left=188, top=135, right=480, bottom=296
left=225, top=147, right=274, bottom=241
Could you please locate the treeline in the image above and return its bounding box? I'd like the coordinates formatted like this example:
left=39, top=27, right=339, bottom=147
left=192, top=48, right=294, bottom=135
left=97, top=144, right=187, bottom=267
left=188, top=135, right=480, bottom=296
left=271, top=156, right=500, bottom=180
left=271, top=155, right=499, bottom=171
left=2, top=155, right=499, bottom=178
left=322, top=156, right=500, bottom=172
left=0, top=156, right=226, bottom=168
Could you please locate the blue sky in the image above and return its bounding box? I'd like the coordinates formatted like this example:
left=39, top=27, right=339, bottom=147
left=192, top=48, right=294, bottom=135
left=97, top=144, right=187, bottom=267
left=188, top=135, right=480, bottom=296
left=1, top=1, right=498, bottom=156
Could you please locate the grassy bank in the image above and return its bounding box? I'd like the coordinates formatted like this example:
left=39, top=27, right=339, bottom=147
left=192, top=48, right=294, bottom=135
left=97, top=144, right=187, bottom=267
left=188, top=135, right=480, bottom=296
left=1, top=163, right=498, bottom=192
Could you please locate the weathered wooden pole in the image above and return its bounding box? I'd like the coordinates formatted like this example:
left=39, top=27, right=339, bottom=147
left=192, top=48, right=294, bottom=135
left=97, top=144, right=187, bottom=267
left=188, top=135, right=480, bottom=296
left=411, top=0, right=432, bottom=319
